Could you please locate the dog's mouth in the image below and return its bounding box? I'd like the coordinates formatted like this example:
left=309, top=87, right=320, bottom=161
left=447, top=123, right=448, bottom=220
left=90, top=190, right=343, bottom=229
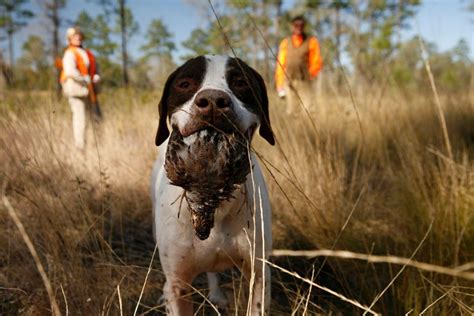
left=164, top=127, right=251, bottom=240
left=175, top=110, right=241, bottom=138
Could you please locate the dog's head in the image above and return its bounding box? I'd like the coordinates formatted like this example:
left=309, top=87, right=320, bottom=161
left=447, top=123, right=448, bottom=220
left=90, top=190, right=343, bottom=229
left=155, top=55, right=275, bottom=146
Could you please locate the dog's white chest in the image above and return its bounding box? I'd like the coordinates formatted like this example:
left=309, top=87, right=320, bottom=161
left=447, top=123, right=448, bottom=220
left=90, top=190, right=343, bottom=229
left=153, top=160, right=254, bottom=272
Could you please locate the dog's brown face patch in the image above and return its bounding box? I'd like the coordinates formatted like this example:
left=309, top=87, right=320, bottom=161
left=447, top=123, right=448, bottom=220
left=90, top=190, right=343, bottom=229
left=166, top=56, right=207, bottom=116
left=156, top=56, right=208, bottom=146
left=225, top=57, right=274, bottom=145
left=225, top=58, right=262, bottom=115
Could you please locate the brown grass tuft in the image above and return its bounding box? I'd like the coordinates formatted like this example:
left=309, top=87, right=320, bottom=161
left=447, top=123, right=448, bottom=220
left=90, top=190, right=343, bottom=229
left=1, top=87, right=473, bottom=314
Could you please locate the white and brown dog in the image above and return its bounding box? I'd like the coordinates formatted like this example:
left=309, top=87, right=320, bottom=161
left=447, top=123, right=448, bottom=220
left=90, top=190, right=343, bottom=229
left=151, top=55, right=274, bottom=315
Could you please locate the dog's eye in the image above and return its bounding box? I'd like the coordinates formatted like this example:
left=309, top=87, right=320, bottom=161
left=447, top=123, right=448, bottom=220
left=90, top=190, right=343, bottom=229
left=175, top=79, right=195, bottom=90
left=179, top=81, right=190, bottom=89
left=233, top=78, right=248, bottom=89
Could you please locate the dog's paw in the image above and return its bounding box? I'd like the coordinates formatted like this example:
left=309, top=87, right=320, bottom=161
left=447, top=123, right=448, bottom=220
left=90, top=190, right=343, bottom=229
left=157, top=294, right=167, bottom=306
left=208, top=288, right=229, bottom=309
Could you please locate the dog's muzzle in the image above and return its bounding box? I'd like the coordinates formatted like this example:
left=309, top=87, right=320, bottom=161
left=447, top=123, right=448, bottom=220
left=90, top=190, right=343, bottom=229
left=179, top=89, right=238, bottom=137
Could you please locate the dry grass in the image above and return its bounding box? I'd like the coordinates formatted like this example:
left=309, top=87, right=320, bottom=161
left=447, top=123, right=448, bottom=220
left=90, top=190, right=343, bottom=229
left=1, top=85, right=473, bottom=315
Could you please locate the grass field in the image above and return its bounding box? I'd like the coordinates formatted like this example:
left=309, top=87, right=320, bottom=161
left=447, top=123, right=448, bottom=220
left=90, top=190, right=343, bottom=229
left=1, top=84, right=473, bottom=314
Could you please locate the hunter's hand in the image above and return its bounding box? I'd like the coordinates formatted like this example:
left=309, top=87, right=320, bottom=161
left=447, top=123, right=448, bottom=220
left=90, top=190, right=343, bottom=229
left=83, top=75, right=91, bottom=85
left=93, top=74, right=100, bottom=83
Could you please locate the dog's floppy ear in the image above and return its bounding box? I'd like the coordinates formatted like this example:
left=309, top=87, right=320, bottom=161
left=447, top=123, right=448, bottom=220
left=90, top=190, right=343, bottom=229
left=251, top=68, right=275, bottom=146
left=155, top=70, right=178, bottom=146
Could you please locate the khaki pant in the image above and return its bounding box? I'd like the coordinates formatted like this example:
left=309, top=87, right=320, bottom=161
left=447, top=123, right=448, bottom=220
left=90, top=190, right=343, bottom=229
left=284, top=80, right=314, bottom=114
left=68, top=97, right=88, bottom=149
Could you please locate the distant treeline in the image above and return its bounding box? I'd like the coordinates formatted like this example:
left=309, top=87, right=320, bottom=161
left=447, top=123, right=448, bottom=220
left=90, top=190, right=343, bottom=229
left=0, top=0, right=472, bottom=94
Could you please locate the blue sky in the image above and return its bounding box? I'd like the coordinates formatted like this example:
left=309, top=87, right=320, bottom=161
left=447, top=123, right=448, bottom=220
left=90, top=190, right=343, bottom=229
left=5, top=0, right=473, bottom=64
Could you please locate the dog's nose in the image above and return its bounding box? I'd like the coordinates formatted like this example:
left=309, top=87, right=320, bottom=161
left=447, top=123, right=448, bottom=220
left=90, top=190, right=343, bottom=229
left=194, top=89, right=231, bottom=114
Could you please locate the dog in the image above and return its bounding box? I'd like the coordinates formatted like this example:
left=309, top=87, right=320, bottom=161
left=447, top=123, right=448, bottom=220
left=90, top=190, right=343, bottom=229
left=151, top=55, right=275, bottom=315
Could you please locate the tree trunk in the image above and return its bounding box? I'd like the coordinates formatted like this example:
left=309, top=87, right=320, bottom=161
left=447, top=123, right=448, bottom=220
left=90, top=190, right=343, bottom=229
left=250, top=2, right=258, bottom=69
left=470, top=63, right=474, bottom=103
left=353, top=0, right=363, bottom=96
left=119, top=0, right=129, bottom=87
left=52, top=0, right=61, bottom=96
left=0, top=51, right=13, bottom=88
left=274, top=0, right=282, bottom=53
left=8, top=31, right=14, bottom=83
left=262, top=0, right=270, bottom=82
left=397, top=0, right=402, bottom=45
left=335, top=6, right=341, bottom=86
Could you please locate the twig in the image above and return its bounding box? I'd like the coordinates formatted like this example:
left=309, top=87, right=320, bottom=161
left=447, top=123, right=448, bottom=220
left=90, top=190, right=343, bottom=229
left=2, top=181, right=62, bottom=316
left=419, top=288, right=453, bottom=315
left=245, top=140, right=257, bottom=316
left=258, top=187, right=266, bottom=316
left=303, top=267, right=315, bottom=315
left=315, top=186, right=365, bottom=279
left=261, top=259, right=379, bottom=315
left=133, top=242, right=159, bottom=316
left=117, top=284, right=123, bottom=316
left=271, top=248, right=474, bottom=280
left=185, top=282, right=221, bottom=315
left=0, top=287, right=27, bottom=295
left=365, top=219, right=433, bottom=313
left=417, top=36, right=453, bottom=160
left=338, top=56, right=366, bottom=146
left=60, top=284, right=68, bottom=316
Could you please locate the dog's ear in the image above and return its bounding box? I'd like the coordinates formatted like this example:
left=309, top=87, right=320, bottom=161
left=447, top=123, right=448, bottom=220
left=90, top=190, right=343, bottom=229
left=250, top=68, right=275, bottom=146
left=155, top=70, right=178, bottom=146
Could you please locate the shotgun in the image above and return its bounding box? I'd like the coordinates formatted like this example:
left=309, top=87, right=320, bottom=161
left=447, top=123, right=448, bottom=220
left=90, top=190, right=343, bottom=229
left=88, top=80, right=102, bottom=122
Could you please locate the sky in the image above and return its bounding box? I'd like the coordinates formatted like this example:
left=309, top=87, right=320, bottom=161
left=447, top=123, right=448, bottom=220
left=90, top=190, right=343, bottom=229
left=4, top=0, right=474, bottom=64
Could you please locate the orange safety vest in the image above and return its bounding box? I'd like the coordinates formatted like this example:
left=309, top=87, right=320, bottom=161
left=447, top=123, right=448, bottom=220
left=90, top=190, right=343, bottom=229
left=275, top=34, right=323, bottom=91
left=59, top=46, right=96, bottom=83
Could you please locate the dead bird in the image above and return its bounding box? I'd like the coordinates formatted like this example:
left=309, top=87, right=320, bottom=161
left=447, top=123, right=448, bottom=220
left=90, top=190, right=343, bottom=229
left=165, top=128, right=250, bottom=240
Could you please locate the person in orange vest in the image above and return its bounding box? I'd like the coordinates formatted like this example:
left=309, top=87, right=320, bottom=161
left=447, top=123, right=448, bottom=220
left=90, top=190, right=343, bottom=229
left=60, top=27, right=101, bottom=150
left=275, top=16, right=322, bottom=114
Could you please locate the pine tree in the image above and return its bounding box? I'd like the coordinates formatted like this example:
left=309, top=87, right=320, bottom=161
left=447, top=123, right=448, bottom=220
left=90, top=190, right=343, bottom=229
left=95, top=0, right=138, bottom=87
left=17, top=35, right=51, bottom=89
left=74, top=11, right=116, bottom=59
left=74, top=11, right=94, bottom=41
left=140, top=18, right=175, bottom=60
left=115, top=2, right=138, bottom=86
left=348, top=0, right=421, bottom=83
left=0, top=0, right=34, bottom=83
left=42, top=0, right=66, bottom=93
left=181, top=28, right=212, bottom=60
left=93, top=14, right=116, bottom=59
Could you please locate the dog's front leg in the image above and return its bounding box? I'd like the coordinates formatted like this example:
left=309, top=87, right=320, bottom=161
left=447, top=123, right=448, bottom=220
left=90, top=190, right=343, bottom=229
left=243, top=260, right=271, bottom=315
left=159, top=250, right=195, bottom=315
left=162, top=276, right=193, bottom=315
